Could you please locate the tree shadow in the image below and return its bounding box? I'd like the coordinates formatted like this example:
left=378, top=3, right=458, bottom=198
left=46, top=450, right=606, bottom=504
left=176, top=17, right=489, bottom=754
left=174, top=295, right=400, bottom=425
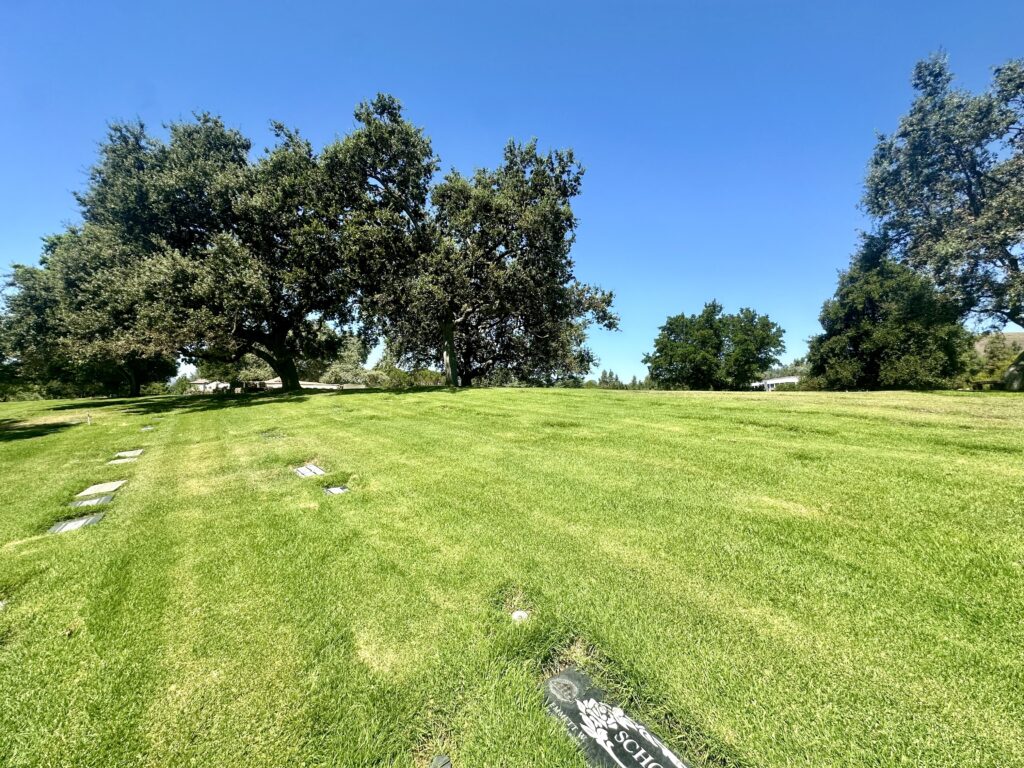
left=0, top=418, right=76, bottom=443
left=45, top=385, right=464, bottom=417
left=66, top=390, right=319, bottom=417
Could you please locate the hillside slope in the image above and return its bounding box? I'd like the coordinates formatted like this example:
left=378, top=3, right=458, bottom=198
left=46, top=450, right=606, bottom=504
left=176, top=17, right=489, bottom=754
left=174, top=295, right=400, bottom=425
left=1, top=389, right=1022, bottom=767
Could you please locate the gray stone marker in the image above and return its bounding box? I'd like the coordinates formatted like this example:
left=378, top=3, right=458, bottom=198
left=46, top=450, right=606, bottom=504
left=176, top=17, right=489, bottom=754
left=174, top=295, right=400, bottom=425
left=49, top=513, right=105, bottom=534
left=543, top=667, right=689, bottom=768
left=141, top=426, right=154, bottom=431
left=295, top=464, right=325, bottom=478
left=108, top=457, right=137, bottom=465
left=77, top=480, right=126, bottom=497
left=69, top=495, right=114, bottom=508
left=429, top=757, right=452, bottom=768
left=323, top=485, right=349, bottom=495
left=115, top=449, right=144, bottom=458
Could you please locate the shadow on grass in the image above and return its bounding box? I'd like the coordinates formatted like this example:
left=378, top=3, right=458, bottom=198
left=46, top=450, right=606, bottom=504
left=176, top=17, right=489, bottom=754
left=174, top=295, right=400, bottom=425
left=45, top=385, right=461, bottom=418
left=0, top=418, right=76, bottom=443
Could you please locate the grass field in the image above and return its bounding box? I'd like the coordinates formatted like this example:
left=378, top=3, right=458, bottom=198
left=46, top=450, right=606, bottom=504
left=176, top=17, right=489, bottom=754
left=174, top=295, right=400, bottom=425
left=0, top=388, right=1021, bottom=767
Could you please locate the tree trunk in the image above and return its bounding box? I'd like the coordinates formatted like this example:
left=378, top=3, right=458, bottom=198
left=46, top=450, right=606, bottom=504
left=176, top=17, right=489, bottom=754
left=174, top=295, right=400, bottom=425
left=1005, top=350, right=1024, bottom=392
left=126, top=368, right=140, bottom=398
left=272, top=356, right=302, bottom=392
left=442, top=317, right=459, bottom=387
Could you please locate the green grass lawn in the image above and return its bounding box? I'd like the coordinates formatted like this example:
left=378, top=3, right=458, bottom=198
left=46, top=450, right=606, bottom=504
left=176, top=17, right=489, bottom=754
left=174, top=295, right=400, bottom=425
left=1, top=388, right=1021, bottom=767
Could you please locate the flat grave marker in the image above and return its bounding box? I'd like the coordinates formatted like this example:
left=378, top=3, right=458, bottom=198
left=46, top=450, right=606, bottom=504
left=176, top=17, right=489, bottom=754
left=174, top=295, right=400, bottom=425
left=323, top=485, right=349, bottom=495
left=77, top=480, right=126, bottom=497
left=108, top=457, right=137, bottom=465
left=69, top=495, right=114, bottom=508
left=543, top=666, right=689, bottom=768
left=511, top=609, right=530, bottom=623
left=141, top=426, right=154, bottom=432
left=115, top=449, right=144, bottom=458
left=49, top=513, right=105, bottom=534
left=295, top=463, right=326, bottom=478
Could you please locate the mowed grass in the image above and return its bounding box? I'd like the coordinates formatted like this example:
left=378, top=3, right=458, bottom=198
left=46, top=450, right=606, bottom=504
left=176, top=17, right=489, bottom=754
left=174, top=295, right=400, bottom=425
left=0, top=388, right=1021, bottom=767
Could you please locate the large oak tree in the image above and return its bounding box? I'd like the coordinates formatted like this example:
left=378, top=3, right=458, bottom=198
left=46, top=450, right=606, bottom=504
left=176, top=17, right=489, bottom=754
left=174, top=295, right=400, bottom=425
left=50, top=95, right=435, bottom=391
left=379, top=141, right=617, bottom=387
left=865, top=55, right=1024, bottom=328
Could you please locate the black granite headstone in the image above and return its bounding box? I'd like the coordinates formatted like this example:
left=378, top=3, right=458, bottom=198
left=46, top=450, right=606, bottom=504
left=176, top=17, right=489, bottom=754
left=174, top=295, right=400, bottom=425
left=543, top=667, right=689, bottom=768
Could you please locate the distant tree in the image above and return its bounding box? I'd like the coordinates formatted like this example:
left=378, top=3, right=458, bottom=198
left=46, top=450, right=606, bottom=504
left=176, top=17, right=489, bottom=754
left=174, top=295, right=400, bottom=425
left=168, top=374, right=195, bottom=395
left=320, top=336, right=370, bottom=385
left=977, top=333, right=1023, bottom=380
left=597, top=369, right=625, bottom=389
left=762, top=357, right=810, bottom=380
left=197, top=356, right=272, bottom=384
left=865, top=54, right=1024, bottom=327
left=378, top=141, right=618, bottom=387
left=625, top=374, right=654, bottom=390
left=643, top=301, right=784, bottom=390
left=807, top=237, right=973, bottom=390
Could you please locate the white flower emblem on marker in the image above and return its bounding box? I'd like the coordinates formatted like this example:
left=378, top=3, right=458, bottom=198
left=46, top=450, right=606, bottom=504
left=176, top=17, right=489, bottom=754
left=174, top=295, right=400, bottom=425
left=575, top=697, right=688, bottom=768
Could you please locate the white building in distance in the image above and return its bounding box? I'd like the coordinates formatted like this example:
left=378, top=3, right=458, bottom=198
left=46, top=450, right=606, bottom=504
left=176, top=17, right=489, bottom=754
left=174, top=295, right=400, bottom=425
left=750, top=375, right=801, bottom=392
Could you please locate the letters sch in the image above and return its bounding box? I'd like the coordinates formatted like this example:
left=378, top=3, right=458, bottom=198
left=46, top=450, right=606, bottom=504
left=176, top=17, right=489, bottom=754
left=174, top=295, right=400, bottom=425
left=614, top=728, right=664, bottom=768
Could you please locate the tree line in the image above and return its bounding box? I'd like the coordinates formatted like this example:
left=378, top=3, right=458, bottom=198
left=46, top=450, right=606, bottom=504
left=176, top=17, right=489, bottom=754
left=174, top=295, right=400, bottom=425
left=3, top=55, right=1023, bottom=398
left=0, top=95, right=616, bottom=397
left=640, top=54, right=1024, bottom=392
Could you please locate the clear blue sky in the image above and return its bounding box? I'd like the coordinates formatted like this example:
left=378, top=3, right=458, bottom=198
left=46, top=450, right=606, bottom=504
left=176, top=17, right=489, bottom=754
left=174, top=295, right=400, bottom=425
left=2, top=1, right=1022, bottom=380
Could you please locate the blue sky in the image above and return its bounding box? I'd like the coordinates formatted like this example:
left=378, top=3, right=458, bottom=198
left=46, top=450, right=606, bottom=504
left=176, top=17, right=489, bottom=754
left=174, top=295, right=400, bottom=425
left=2, top=1, right=1022, bottom=380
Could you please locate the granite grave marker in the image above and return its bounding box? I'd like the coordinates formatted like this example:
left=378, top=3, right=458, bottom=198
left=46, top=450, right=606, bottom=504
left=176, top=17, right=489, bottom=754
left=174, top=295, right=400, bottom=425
left=77, top=480, right=126, bottom=497
left=543, top=666, right=689, bottom=768
left=69, top=495, right=114, bottom=508
left=49, top=513, right=106, bottom=534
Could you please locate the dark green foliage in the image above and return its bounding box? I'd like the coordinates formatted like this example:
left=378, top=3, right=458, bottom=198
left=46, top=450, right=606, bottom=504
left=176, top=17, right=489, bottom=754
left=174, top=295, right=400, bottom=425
left=865, top=54, right=1024, bottom=327
left=379, top=141, right=618, bottom=387
left=11, top=96, right=436, bottom=393
left=643, top=301, right=785, bottom=390
left=3, top=229, right=176, bottom=397
left=807, top=238, right=973, bottom=390
left=5, top=96, right=613, bottom=394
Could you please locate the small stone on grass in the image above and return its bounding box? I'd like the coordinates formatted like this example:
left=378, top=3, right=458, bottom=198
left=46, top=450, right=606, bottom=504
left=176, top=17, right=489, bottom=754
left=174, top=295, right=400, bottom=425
left=511, top=609, right=530, bottom=623
left=115, top=449, right=143, bottom=458
left=324, top=486, right=349, bottom=495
